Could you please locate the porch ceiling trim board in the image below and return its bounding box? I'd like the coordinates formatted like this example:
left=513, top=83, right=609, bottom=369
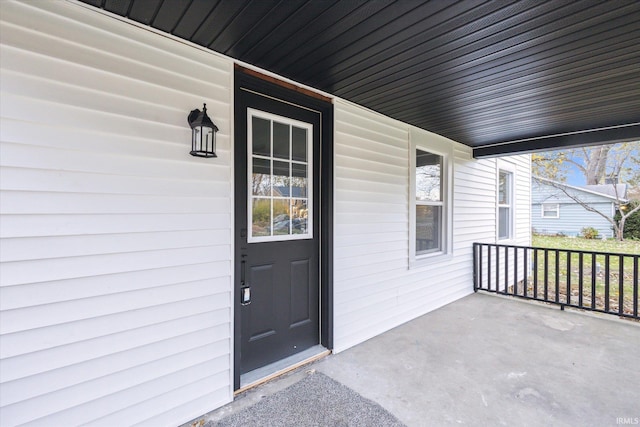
left=473, top=122, right=640, bottom=158
left=79, top=0, right=640, bottom=156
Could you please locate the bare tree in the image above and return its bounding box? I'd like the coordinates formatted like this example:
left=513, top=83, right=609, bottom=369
left=572, top=145, right=611, bottom=184
left=564, top=143, right=640, bottom=185
left=534, top=143, right=638, bottom=185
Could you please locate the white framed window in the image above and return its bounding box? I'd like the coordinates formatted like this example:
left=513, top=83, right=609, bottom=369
left=497, top=161, right=515, bottom=241
left=415, top=149, right=443, bottom=254
left=247, top=108, right=313, bottom=243
left=541, top=203, right=559, bottom=218
left=409, top=129, right=453, bottom=266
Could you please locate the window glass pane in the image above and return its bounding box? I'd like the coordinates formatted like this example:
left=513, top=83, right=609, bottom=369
left=252, top=117, right=270, bottom=156
left=252, top=158, right=271, bottom=196
left=498, top=206, right=510, bottom=239
left=291, top=199, right=308, bottom=234
left=291, top=163, right=307, bottom=198
left=273, top=121, right=290, bottom=159
left=416, top=205, right=441, bottom=254
left=292, top=127, right=307, bottom=161
left=252, top=198, right=270, bottom=237
left=272, top=161, right=290, bottom=197
left=416, top=150, right=442, bottom=201
left=542, top=204, right=558, bottom=217
left=499, top=171, right=510, bottom=204
left=273, top=199, right=290, bottom=236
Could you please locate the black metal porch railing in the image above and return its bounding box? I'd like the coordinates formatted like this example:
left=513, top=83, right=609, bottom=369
left=473, top=242, right=639, bottom=320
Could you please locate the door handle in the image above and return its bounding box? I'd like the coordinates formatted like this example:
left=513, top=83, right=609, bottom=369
left=240, top=256, right=250, bottom=305
left=241, top=284, right=251, bottom=305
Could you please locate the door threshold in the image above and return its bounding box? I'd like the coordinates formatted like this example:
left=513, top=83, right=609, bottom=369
left=237, top=345, right=330, bottom=395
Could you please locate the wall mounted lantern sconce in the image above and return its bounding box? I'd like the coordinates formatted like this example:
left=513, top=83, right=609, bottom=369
left=188, top=103, right=218, bottom=158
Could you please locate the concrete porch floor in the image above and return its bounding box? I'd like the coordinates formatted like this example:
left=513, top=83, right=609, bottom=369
left=199, top=293, right=640, bottom=427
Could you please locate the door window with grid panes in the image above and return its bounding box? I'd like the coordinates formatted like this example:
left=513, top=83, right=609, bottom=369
left=248, top=109, right=313, bottom=242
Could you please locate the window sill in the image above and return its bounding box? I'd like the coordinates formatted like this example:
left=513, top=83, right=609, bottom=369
left=409, top=251, right=453, bottom=269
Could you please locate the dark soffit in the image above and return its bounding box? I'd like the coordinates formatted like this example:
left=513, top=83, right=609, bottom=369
left=79, top=0, right=640, bottom=157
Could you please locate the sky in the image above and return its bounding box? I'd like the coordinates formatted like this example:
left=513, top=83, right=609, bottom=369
left=565, top=161, right=585, bottom=186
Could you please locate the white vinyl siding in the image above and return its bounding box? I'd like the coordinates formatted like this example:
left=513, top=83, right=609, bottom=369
left=513, top=156, right=532, bottom=245
left=333, top=99, right=531, bottom=352
left=0, top=1, right=233, bottom=426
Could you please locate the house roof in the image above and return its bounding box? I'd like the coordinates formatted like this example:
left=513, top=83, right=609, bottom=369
left=533, top=176, right=629, bottom=202
left=580, top=184, right=628, bottom=199
left=78, top=0, right=640, bottom=158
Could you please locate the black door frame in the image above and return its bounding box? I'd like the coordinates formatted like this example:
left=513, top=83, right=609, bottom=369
left=233, top=67, right=333, bottom=390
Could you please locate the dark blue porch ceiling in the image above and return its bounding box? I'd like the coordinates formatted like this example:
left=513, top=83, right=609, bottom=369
left=79, top=0, right=640, bottom=157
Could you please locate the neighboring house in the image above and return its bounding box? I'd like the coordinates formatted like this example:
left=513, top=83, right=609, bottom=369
left=0, top=3, right=531, bottom=426
left=532, top=177, right=627, bottom=238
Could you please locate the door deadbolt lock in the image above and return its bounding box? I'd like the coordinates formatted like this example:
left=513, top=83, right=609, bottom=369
left=241, top=286, right=251, bottom=305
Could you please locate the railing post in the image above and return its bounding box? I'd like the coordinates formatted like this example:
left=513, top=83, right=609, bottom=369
left=488, top=245, right=492, bottom=292
left=496, top=246, right=500, bottom=293
left=566, top=251, right=571, bottom=306
left=473, top=243, right=478, bottom=292
left=504, top=246, right=509, bottom=294
left=555, top=249, right=560, bottom=303
left=544, top=250, right=549, bottom=301
left=514, top=246, right=518, bottom=296
left=605, top=254, right=610, bottom=313
left=479, top=244, right=483, bottom=291
left=634, top=256, right=638, bottom=318
left=533, top=249, right=538, bottom=298
left=578, top=252, right=584, bottom=309
left=618, top=255, right=624, bottom=316
left=523, top=247, right=528, bottom=298
left=591, top=253, right=596, bottom=310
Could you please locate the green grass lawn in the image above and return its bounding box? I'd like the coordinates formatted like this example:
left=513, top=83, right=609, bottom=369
left=532, top=235, right=640, bottom=255
left=514, top=235, right=639, bottom=317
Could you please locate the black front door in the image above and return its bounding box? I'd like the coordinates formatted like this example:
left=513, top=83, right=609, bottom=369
left=234, top=72, right=330, bottom=385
